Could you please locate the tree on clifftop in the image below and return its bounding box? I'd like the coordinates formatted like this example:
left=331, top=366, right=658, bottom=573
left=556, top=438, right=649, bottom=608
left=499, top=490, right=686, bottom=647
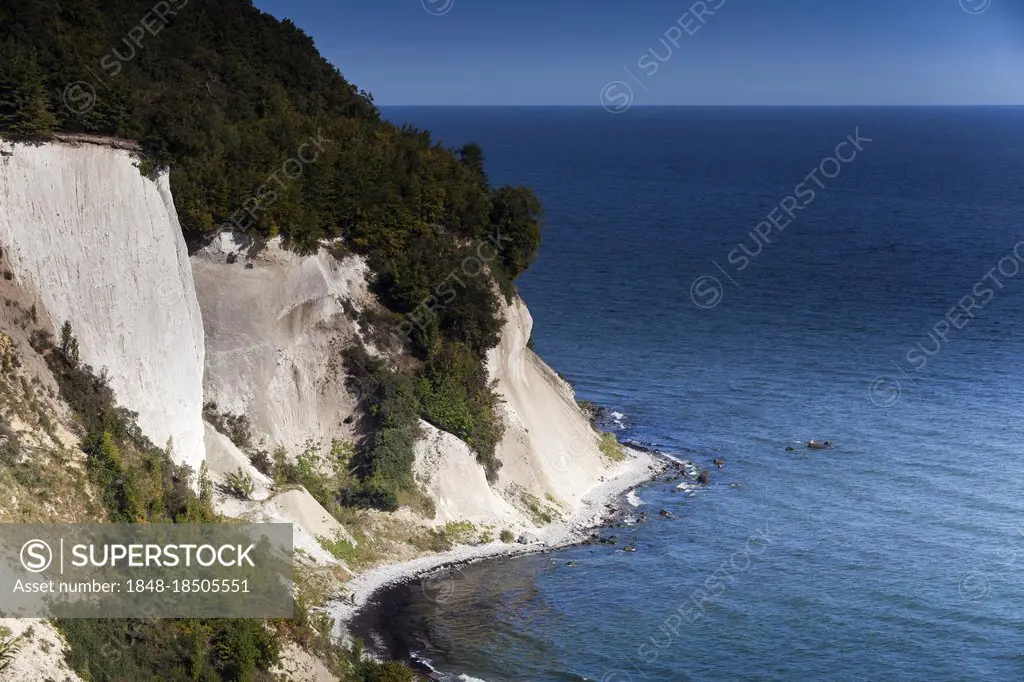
left=0, top=40, right=56, bottom=140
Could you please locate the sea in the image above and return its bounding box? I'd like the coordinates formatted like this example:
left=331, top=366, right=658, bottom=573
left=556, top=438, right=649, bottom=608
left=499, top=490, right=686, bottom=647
left=359, top=106, right=1024, bottom=681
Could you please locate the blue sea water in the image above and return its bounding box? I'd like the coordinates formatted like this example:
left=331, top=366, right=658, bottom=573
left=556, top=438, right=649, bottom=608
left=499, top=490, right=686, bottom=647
left=368, top=107, right=1024, bottom=681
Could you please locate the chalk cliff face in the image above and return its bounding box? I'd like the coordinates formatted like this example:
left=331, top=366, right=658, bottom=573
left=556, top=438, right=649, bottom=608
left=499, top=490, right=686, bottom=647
left=191, top=233, right=371, bottom=453
left=414, top=419, right=527, bottom=526
left=0, top=140, right=612, bottom=534
left=488, top=296, right=609, bottom=506
left=191, top=232, right=613, bottom=529
left=411, top=295, right=611, bottom=528
left=0, top=139, right=206, bottom=473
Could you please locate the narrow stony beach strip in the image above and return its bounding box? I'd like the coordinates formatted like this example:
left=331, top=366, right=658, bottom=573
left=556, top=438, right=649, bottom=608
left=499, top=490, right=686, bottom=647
left=330, top=447, right=666, bottom=638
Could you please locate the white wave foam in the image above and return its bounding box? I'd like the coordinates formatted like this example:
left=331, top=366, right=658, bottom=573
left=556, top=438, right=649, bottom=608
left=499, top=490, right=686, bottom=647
left=410, top=652, right=440, bottom=673
left=626, top=491, right=643, bottom=507
left=610, top=411, right=627, bottom=429
left=412, top=652, right=489, bottom=682
left=676, top=481, right=701, bottom=496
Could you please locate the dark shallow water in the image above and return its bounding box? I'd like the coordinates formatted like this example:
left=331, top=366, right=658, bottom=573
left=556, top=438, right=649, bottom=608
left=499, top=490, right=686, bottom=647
left=367, top=107, right=1024, bottom=681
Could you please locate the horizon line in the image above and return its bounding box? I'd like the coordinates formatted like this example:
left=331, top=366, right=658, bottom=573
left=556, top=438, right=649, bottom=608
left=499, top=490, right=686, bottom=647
left=378, top=103, right=1024, bottom=108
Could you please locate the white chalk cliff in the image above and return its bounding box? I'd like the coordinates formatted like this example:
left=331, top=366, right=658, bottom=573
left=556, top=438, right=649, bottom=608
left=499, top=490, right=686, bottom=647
left=414, top=295, right=611, bottom=527
left=0, top=138, right=206, bottom=473
left=191, top=233, right=371, bottom=453
left=488, top=296, right=609, bottom=506
left=0, top=138, right=617, bottom=536
left=192, top=233, right=615, bottom=529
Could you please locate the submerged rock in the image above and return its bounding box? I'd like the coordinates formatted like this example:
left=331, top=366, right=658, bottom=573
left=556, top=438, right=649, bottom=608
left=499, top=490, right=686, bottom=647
left=712, top=458, right=725, bottom=469
left=696, top=470, right=711, bottom=485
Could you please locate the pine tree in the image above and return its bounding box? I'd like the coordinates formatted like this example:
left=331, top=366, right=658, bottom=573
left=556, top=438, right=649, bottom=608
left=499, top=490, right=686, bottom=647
left=0, top=40, right=57, bottom=140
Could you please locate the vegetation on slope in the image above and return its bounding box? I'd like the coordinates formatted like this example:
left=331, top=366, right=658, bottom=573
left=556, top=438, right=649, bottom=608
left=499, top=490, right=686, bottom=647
left=0, top=0, right=542, bottom=504
left=33, top=323, right=418, bottom=681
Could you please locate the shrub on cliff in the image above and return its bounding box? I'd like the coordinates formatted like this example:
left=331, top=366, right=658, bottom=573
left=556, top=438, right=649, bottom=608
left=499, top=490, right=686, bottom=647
left=222, top=467, right=255, bottom=500
left=44, top=323, right=210, bottom=524
left=356, top=660, right=417, bottom=681
left=415, top=341, right=504, bottom=480
left=490, top=185, right=543, bottom=281
left=56, top=617, right=282, bottom=682
left=45, top=325, right=290, bottom=680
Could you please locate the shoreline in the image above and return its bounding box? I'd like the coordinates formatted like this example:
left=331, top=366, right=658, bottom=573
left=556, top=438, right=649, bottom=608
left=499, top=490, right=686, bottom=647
left=329, top=446, right=671, bottom=641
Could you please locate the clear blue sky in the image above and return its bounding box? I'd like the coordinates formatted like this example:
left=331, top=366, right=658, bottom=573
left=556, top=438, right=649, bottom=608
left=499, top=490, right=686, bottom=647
left=252, top=0, right=1024, bottom=105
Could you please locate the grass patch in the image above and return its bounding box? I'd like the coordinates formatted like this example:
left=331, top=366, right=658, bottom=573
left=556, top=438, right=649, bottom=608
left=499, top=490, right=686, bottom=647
left=520, top=491, right=557, bottom=526
left=317, top=535, right=359, bottom=563
left=0, top=631, right=22, bottom=672
left=598, top=432, right=626, bottom=462
left=440, top=520, right=475, bottom=543
left=422, top=520, right=477, bottom=551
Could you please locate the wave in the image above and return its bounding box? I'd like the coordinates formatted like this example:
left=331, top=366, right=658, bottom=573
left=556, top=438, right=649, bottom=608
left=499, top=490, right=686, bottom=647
left=410, top=651, right=489, bottom=682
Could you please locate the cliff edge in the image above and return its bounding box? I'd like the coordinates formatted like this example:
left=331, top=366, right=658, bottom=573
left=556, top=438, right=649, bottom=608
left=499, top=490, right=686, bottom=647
left=0, top=138, right=206, bottom=473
